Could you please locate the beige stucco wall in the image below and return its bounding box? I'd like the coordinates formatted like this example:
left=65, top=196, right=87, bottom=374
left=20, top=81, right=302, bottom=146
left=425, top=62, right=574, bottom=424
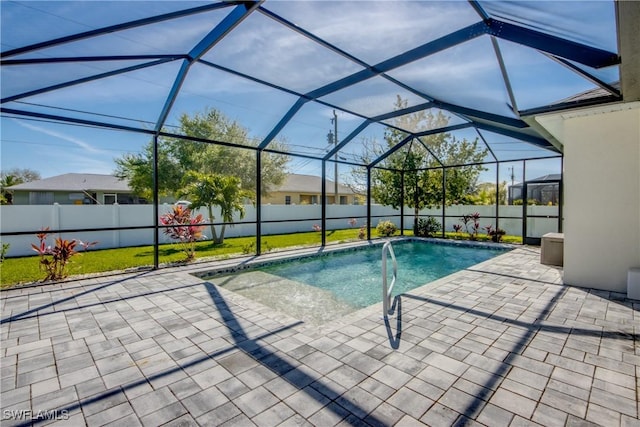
left=537, top=102, right=640, bottom=292
left=262, top=191, right=354, bottom=205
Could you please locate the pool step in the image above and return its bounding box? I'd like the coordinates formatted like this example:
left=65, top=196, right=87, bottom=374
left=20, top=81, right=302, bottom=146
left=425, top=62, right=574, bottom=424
left=214, top=271, right=358, bottom=325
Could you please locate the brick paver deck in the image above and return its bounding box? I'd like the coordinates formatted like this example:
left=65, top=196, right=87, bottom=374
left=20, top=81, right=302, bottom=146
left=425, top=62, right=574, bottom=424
left=1, top=245, right=638, bottom=426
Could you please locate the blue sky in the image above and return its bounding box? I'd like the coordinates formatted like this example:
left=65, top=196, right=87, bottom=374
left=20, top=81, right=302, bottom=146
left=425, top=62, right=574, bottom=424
left=1, top=1, right=617, bottom=182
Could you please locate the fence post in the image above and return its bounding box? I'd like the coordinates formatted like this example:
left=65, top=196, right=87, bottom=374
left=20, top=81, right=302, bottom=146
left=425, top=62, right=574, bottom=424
left=52, top=203, right=60, bottom=235
left=112, top=203, right=120, bottom=248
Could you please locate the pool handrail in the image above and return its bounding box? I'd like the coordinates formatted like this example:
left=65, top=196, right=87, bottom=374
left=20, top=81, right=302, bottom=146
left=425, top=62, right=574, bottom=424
left=382, top=240, right=398, bottom=317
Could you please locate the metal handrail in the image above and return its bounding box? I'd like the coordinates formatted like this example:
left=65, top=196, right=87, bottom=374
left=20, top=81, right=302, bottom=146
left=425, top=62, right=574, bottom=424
left=382, top=240, right=398, bottom=317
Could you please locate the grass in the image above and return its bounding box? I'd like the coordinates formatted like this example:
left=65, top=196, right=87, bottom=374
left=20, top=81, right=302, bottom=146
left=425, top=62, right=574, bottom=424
left=0, top=228, right=521, bottom=288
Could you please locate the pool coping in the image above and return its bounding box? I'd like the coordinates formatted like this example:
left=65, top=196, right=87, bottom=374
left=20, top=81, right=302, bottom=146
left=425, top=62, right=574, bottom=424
left=191, top=236, right=515, bottom=281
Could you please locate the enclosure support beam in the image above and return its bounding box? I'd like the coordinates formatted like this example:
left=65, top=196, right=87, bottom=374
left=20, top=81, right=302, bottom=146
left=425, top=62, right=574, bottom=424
left=441, top=168, right=446, bottom=238
left=259, top=98, right=308, bottom=149
left=495, top=162, right=500, bottom=233
left=324, top=120, right=371, bottom=161
left=474, top=123, right=554, bottom=150
left=485, top=18, right=619, bottom=68
left=155, top=3, right=260, bottom=133
left=369, top=135, right=414, bottom=169
left=256, top=150, right=262, bottom=255
left=153, top=135, right=160, bottom=269
left=400, top=171, right=405, bottom=236
left=321, top=162, right=327, bottom=247
left=367, top=168, right=372, bottom=240
left=1, top=58, right=178, bottom=104
left=521, top=160, right=527, bottom=241
left=1, top=3, right=232, bottom=59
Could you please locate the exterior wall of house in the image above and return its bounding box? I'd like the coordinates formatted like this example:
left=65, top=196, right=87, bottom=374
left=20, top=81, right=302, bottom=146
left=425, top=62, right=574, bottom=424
left=537, top=102, right=640, bottom=292
left=10, top=191, right=146, bottom=205
left=262, top=191, right=355, bottom=205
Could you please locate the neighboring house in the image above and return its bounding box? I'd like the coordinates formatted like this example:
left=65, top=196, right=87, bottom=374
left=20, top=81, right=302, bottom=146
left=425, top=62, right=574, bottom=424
left=7, top=172, right=358, bottom=206
left=508, top=174, right=561, bottom=205
left=262, top=173, right=357, bottom=205
left=6, top=173, right=147, bottom=205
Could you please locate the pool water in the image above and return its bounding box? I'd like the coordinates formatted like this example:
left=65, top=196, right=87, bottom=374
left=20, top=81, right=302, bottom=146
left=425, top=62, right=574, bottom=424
left=212, top=241, right=507, bottom=325
left=262, top=241, right=504, bottom=308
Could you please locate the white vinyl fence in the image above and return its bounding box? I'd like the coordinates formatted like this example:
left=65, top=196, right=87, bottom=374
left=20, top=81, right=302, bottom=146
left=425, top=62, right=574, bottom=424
left=0, top=203, right=559, bottom=257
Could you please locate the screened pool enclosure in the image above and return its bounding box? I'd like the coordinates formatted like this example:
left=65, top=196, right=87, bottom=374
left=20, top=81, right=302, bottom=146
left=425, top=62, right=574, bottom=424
left=1, top=1, right=621, bottom=268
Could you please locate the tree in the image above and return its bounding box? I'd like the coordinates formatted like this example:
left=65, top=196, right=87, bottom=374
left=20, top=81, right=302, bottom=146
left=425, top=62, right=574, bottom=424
left=114, top=108, right=288, bottom=201
left=466, top=181, right=507, bottom=205
left=1, top=168, right=41, bottom=204
left=181, top=171, right=251, bottom=244
left=351, top=96, right=488, bottom=229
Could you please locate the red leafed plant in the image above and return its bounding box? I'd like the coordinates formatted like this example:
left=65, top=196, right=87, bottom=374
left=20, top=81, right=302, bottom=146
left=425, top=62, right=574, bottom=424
left=31, top=228, right=98, bottom=282
left=160, top=205, right=206, bottom=262
left=31, top=227, right=83, bottom=281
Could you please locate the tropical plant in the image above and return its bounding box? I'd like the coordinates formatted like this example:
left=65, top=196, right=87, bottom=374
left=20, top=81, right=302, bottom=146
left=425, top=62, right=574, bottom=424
left=31, top=228, right=86, bottom=281
left=0, top=243, right=9, bottom=263
left=485, top=225, right=506, bottom=242
left=159, top=205, right=205, bottom=261
left=1, top=168, right=41, bottom=205
left=452, top=223, right=463, bottom=238
left=180, top=171, right=250, bottom=245
left=414, top=217, right=441, bottom=237
left=461, top=212, right=481, bottom=240
left=376, top=220, right=398, bottom=237
left=358, top=225, right=367, bottom=240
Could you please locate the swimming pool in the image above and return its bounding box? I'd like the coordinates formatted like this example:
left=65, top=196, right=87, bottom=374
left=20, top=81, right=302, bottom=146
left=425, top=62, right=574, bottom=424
left=208, top=240, right=508, bottom=325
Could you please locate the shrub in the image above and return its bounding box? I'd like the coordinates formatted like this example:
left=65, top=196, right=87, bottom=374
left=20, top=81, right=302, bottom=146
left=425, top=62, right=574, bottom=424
left=31, top=227, right=97, bottom=281
left=0, top=243, right=9, bottom=263
left=488, top=226, right=506, bottom=242
left=358, top=225, right=366, bottom=240
left=159, top=206, right=205, bottom=262
left=241, top=241, right=255, bottom=255
left=452, top=223, right=463, bottom=238
left=376, top=220, right=398, bottom=237
left=414, top=217, right=441, bottom=237
left=461, top=212, right=481, bottom=240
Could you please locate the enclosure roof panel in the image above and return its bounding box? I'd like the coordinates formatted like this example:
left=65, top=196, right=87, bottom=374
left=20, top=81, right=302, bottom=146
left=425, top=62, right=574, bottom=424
left=1, top=0, right=626, bottom=171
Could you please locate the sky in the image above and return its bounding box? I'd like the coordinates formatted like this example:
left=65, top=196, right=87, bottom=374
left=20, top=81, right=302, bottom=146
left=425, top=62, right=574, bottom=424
left=0, top=0, right=617, bottom=183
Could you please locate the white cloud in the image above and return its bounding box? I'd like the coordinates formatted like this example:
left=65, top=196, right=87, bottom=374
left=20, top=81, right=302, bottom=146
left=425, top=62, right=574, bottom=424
left=14, top=120, right=107, bottom=155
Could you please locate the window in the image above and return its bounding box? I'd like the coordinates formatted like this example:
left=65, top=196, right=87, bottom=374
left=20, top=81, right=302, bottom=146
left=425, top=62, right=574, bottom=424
left=340, top=196, right=348, bottom=205
left=29, top=192, right=54, bottom=205
left=104, top=194, right=116, bottom=204
left=285, top=195, right=291, bottom=205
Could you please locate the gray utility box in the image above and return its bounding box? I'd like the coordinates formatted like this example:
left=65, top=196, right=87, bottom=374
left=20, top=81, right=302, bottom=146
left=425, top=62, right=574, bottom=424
left=541, top=232, right=564, bottom=266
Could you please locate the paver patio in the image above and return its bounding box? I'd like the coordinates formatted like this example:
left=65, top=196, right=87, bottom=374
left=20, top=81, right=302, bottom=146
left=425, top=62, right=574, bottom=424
left=1, top=245, right=638, bottom=426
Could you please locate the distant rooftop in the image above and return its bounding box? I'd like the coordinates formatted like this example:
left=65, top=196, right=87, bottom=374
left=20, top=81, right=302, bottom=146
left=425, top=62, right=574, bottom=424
left=7, top=173, right=130, bottom=192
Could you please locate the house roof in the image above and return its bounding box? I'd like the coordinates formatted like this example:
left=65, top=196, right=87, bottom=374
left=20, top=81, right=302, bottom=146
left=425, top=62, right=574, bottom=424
left=276, top=174, right=354, bottom=195
left=7, top=172, right=354, bottom=195
left=7, top=173, right=130, bottom=192
left=510, top=174, right=562, bottom=188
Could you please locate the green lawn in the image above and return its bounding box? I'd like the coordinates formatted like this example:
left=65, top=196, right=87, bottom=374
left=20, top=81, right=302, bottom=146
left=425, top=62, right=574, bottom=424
left=0, top=228, right=521, bottom=288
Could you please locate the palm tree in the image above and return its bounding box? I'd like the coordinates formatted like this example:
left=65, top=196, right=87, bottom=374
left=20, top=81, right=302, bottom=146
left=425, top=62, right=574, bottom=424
left=181, top=171, right=252, bottom=244
left=0, top=175, right=19, bottom=204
